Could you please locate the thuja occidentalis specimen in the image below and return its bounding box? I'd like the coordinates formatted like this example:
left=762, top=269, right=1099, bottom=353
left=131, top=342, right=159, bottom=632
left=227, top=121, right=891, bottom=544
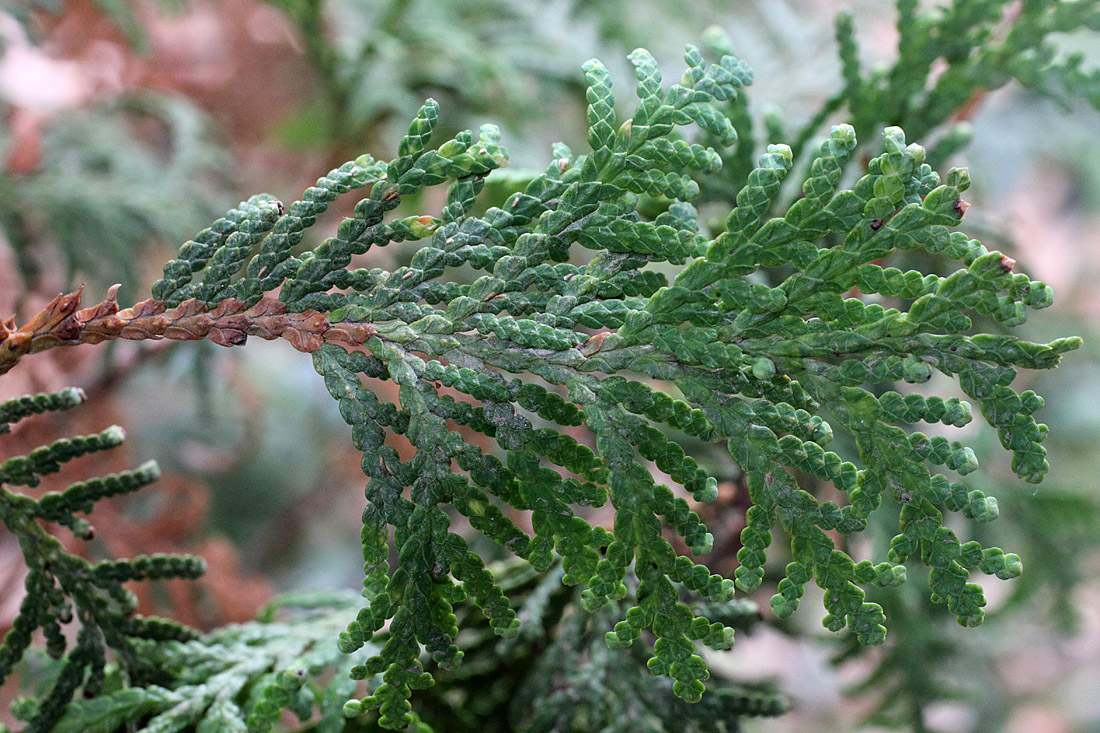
left=4, top=3, right=1096, bottom=728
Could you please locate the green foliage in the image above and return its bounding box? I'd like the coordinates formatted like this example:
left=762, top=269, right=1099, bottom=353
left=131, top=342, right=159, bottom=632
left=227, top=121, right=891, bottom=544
left=141, top=39, right=1075, bottom=728
left=830, top=475, right=1100, bottom=729
left=266, top=0, right=599, bottom=156
left=39, top=591, right=370, bottom=733
left=699, top=0, right=1100, bottom=200
left=0, top=94, right=233, bottom=301
left=407, top=559, right=784, bottom=732
left=832, top=0, right=1100, bottom=149
left=0, top=389, right=205, bottom=733
left=3, top=2, right=1097, bottom=730
left=14, top=560, right=779, bottom=732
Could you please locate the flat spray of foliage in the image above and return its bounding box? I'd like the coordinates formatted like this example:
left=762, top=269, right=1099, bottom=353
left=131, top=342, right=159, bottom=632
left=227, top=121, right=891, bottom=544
left=1, top=1, right=1095, bottom=730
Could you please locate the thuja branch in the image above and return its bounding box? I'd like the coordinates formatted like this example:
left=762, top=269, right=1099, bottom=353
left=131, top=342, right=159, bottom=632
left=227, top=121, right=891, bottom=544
left=0, top=20, right=1090, bottom=729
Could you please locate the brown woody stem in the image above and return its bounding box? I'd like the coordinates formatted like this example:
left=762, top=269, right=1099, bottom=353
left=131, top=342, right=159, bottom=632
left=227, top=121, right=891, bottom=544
left=0, top=285, right=376, bottom=376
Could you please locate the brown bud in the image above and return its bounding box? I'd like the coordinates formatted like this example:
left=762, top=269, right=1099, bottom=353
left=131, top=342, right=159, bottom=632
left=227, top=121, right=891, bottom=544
left=24, top=287, right=84, bottom=336
left=998, top=255, right=1016, bottom=273
left=207, top=328, right=248, bottom=347
left=74, top=284, right=121, bottom=324
left=953, top=199, right=970, bottom=216
left=281, top=328, right=324, bottom=352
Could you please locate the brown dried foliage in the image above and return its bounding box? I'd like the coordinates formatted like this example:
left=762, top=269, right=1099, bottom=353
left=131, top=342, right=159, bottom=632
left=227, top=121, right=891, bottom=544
left=0, top=285, right=377, bottom=376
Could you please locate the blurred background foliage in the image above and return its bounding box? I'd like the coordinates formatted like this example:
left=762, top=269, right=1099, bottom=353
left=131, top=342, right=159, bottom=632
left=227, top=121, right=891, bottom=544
left=1, top=0, right=1099, bottom=730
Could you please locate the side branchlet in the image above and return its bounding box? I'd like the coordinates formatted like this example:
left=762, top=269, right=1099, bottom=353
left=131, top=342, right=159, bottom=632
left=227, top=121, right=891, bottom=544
left=0, top=389, right=204, bottom=733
